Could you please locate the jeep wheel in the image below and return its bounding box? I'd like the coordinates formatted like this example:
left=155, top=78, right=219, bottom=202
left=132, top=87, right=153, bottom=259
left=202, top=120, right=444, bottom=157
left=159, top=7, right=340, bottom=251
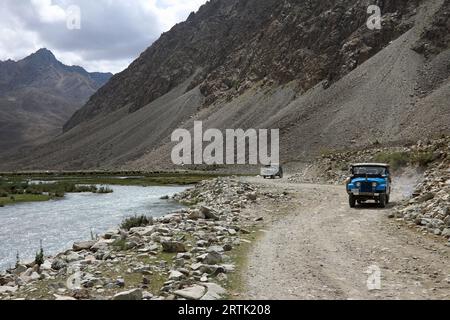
left=386, top=194, right=390, bottom=204
left=349, top=195, right=356, bottom=208
left=379, top=194, right=387, bottom=208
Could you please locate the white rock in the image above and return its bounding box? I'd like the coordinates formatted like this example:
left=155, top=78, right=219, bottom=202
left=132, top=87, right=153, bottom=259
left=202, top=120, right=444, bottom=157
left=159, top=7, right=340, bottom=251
left=174, top=285, right=206, bottom=300
left=112, top=289, right=143, bottom=300
left=201, top=283, right=227, bottom=300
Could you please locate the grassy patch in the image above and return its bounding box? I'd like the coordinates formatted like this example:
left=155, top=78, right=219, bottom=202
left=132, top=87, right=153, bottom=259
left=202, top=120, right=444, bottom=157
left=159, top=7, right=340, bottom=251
left=120, top=215, right=152, bottom=231
left=374, top=150, right=435, bottom=170
left=0, top=194, right=51, bottom=206
left=225, top=227, right=263, bottom=299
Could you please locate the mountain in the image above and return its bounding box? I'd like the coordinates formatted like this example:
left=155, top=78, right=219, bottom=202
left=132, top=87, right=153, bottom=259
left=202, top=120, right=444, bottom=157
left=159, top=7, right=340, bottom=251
left=2, top=0, right=449, bottom=171
left=0, top=48, right=112, bottom=153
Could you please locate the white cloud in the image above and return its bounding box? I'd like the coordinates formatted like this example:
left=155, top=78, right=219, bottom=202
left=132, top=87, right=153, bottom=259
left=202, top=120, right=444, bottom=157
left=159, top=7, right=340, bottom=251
left=0, top=0, right=208, bottom=73
left=31, top=0, right=67, bottom=23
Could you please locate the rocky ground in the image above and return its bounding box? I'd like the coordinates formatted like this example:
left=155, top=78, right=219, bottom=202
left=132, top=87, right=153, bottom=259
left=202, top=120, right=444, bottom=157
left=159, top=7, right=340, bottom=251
left=0, top=178, right=289, bottom=300
left=392, top=140, right=450, bottom=241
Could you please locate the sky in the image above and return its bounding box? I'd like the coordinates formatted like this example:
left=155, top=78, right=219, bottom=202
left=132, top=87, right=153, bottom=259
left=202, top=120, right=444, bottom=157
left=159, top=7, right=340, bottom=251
left=0, top=0, right=208, bottom=73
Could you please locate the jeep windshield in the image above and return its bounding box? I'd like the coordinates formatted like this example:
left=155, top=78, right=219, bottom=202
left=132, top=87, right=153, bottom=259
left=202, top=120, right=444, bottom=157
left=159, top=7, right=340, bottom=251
left=352, top=166, right=386, bottom=177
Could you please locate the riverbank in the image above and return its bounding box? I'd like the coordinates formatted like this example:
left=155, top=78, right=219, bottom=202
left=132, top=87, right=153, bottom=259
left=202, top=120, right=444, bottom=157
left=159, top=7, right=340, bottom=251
left=0, top=177, right=289, bottom=300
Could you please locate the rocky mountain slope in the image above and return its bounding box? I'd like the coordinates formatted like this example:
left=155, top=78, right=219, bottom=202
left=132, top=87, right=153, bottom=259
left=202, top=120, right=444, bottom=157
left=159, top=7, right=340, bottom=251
left=0, top=49, right=112, bottom=154
left=2, top=0, right=449, bottom=170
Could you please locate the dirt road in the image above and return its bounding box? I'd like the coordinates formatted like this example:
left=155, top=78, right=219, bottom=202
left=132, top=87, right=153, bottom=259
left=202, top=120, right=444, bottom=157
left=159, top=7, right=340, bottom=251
left=240, top=177, right=450, bottom=300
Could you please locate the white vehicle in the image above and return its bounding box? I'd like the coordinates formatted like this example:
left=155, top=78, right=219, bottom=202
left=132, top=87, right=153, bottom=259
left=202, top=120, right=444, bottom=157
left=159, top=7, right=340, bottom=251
left=261, top=165, right=283, bottom=179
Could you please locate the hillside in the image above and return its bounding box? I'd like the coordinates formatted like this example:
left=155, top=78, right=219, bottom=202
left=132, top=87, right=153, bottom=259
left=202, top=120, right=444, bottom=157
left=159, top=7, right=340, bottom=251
left=0, top=49, right=112, bottom=154
left=1, top=0, right=449, bottom=170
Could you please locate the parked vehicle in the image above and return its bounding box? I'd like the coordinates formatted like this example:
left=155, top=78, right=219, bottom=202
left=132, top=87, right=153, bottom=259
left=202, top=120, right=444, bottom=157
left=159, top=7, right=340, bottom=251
left=346, top=163, right=392, bottom=208
left=261, top=165, right=283, bottom=179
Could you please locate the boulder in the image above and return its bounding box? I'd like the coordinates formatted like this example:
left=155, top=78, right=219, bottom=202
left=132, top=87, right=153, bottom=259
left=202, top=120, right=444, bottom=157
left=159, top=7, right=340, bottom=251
left=174, top=285, right=206, bottom=300
left=201, top=283, right=227, bottom=300
left=112, top=289, right=143, bottom=300
left=442, top=228, right=450, bottom=238
left=169, top=270, right=184, bottom=281
left=200, top=206, right=219, bottom=220
left=73, top=240, right=96, bottom=252
left=162, top=241, right=186, bottom=253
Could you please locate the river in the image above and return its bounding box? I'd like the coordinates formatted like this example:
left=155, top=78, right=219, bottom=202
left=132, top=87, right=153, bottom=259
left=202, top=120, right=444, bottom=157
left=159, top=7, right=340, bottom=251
left=0, top=185, right=187, bottom=270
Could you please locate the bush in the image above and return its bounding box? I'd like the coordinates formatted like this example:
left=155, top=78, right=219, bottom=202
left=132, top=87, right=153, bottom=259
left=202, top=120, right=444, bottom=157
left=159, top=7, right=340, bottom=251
left=374, top=152, right=410, bottom=170
left=34, top=242, right=44, bottom=266
left=96, top=186, right=113, bottom=194
left=120, top=215, right=151, bottom=231
left=412, top=151, right=434, bottom=167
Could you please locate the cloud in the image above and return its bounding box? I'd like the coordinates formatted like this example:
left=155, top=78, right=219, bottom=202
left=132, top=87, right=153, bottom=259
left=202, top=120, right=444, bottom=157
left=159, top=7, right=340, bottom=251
left=0, top=0, right=207, bottom=73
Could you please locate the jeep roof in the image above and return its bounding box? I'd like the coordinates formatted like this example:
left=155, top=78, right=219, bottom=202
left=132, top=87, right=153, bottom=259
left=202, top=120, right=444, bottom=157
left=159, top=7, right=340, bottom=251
left=351, top=163, right=390, bottom=168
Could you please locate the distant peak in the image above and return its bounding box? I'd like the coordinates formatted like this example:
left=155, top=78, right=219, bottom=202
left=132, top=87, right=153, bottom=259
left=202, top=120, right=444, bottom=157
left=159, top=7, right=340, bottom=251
left=24, top=48, right=58, bottom=64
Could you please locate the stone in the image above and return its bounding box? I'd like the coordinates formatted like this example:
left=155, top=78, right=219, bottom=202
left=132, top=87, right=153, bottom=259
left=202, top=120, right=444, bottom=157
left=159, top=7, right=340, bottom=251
left=202, top=251, right=222, bottom=265
left=13, top=264, right=27, bottom=275
left=51, top=259, right=67, bottom=270
left=417, top=193, right=435, bottom=203
left=65, top=252, right=82, bottom=263
left=73, top=240, right=96, bottom=252
left=112, top=289, right=143, bottom=300
left=162, top=241, right=186, bottom=253
left=442, top=228, right=450, bottom=238
left=115, top=278, right=125, bottom=288
left=169, top=270, right=184, bottom=281
left=201, top=283, right=227, bottom=300
left=174, top=285, right=206, bottom=300
left=90, top=239, right=114, bottom=252
left=200, top=206, right=219, bottom=220
left=0, top=286, right=18, bottom=294
left=54, top=294, right=77, bottom=301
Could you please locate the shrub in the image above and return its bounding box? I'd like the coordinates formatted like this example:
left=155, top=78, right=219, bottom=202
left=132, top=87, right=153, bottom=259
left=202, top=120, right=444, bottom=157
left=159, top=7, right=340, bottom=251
left=96, top=186, right=113, bottom=194
left=34, top=241, right=44, bottom=266
left=374, top=152, right=410, bottom=170
left=412, top=151, right=434, bottom=167
left=120, top=215, right=151, bottom=231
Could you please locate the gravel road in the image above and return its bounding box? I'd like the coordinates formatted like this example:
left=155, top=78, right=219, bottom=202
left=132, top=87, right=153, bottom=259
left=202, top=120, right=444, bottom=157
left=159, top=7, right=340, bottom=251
left=240, top=177, right=450, bottom=300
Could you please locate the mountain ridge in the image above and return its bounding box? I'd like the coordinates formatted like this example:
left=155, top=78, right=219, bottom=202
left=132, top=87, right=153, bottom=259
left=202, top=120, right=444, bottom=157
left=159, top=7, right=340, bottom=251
left=0, top=48, right=112, bottom=153
left=1, top=0, right=449, bottom=171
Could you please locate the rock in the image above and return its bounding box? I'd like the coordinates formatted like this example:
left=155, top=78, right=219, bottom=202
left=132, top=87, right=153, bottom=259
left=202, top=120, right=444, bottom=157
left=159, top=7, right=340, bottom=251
left=13, top=264, right=27, bottom=275
left=201, top=251, right=222, bottom=265
left=174, top=285, right=206, bottom=300
left=65, top=252, right=82, bottom=263
left=0, top=286, right=18, bottom=294
left=442, top=228, right=450, bottom=238
left=112, top=289, right=143, bottom=300
left=54, top=294, right=77, bottom=301
left=162, top=241, right=186, bottom=253
left=200, top=206, right=219, bottom=220
left=417, top=193, right=435, bottom=203
left=115, top=278, right=125, bottom=288
left=169, top=270, right=184, bottom=281
left=51, top=259, right=67, bottom=270
left=90, top=239, right=114, bottom=252
left=40, top=260, right=53, bottom=271
left=160, top=195, right=169, bottom=200
left=0, top=274, right=15, bottom=286
left=188, top=209, right=206, bottom=220
left=201, top=283, right=227, bottom=300
left=247, top=193, right=257, bottom=201
left=130, top=226, right=155, bottom=236
left=73, top=240, right=96, bottom=252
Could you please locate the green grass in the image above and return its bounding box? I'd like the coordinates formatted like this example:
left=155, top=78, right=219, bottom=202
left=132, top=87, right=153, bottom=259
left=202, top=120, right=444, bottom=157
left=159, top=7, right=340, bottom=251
left=373, top=150, right=435, bottom=170
left=0, top=194, right=51, bottom=206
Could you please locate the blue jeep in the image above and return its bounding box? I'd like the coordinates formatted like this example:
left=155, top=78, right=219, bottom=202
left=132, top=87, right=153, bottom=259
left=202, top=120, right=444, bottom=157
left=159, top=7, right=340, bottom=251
left=346, top=163, right=392, bottom=208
